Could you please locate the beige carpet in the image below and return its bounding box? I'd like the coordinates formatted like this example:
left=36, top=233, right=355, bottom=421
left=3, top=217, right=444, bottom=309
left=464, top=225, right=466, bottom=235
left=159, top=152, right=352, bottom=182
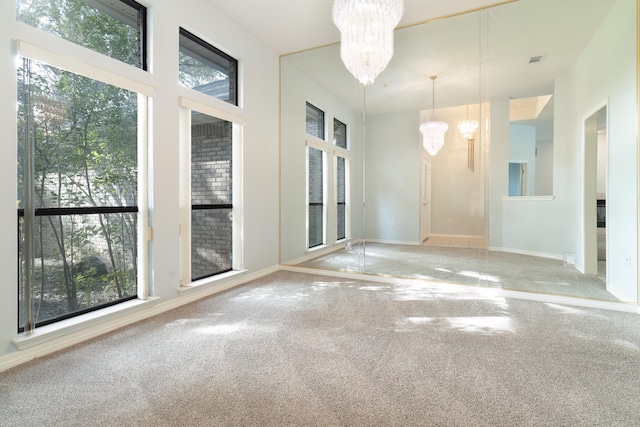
left=2, top=270, right=640, bottom=426
left=298, top=242, right=616, bottom=301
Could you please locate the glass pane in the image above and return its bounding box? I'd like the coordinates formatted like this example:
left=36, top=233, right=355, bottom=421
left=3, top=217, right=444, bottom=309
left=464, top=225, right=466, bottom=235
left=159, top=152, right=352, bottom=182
left=308, top=147, right=324, bottom=248
left=337, top=156, right=346, bottom=240
left=17, top=58, right=138, bottom=210
left=334, top=118, right=347, bottom=149
left=191, top=209, right=232, bottom=280
left=191, top=112, right=233, bottom=279
left=191, top=113, right=232, bottom=206
left=18, top=213, right=137, bottom=329
left=16, top=0, right=145, bottom=69
left=179, top=29, right=238, bottom=105
left=306, top=103, right=325, bottom=139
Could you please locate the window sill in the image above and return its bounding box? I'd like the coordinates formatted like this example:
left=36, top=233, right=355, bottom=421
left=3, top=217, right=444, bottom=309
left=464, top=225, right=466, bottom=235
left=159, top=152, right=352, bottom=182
left=178, top=269, right=247, bottom=296
left=502, top=195, right=555, bottom=202
left=13, top=297, right=159, bottom=351
left=306, top=245, right=328, bottom=254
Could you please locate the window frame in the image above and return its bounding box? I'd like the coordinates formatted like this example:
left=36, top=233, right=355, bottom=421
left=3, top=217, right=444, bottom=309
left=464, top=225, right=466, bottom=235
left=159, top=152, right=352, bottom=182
left=16, top=0, right=148, bottom=70
left=15, top=49, right=150, bottom=333
left=306, top=102, right=326, bottom=140
left=333, top=118, right=350, bottom=242
left=333, top=118, right=348, bottom=150
left=305, top=102, right=328, bottom=250
left=178, top=97, right=245, bottom=286
left=306, top=142, right=327, bottom=250
left=178, top=27, right=239, bottom=106
left=335, top=154, right=349, bottom=242
left=305, top=106, right=352, bottom=251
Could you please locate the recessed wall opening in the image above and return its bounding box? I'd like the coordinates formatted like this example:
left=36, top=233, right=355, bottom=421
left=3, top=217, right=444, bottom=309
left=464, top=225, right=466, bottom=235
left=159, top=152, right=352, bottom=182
left=584, top=105, right=607, bottom=281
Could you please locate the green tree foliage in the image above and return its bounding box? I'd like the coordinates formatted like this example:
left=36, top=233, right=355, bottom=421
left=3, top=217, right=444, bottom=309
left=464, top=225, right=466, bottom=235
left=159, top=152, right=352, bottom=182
left=17, top=0, right=141, bottom=326
left=17, top=0, right=142, bottom=67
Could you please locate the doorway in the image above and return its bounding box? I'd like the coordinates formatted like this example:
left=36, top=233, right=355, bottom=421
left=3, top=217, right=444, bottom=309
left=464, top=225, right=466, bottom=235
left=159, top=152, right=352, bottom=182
left=584, top=106, right=607, bottom=280
left=420, top=157, right=431, bottom=242
left=508, top=162, right=528, bottom=196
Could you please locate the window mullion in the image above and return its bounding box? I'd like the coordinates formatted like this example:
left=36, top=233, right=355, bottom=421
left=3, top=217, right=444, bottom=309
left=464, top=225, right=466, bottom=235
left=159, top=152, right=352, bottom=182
left=137, top=94, right=149, bottom=300
left=21, top=58, right=36, bottom=335
left=179, top=107, right=192, bottom=286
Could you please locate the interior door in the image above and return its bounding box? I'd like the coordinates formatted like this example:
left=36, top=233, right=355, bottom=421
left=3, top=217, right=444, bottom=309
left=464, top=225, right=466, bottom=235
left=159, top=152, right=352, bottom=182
left=420, top=157, right=431, bottom=242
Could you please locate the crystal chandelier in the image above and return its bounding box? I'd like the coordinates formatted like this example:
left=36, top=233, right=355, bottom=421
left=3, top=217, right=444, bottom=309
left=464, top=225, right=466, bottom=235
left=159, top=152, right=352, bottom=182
left=420, top=76, right=448, bottom=156
left=332, top=0, right=404, bottom=86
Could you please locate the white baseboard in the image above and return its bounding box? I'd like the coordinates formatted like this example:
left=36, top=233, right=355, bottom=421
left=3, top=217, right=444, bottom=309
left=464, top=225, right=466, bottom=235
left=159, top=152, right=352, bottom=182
left=282, top=243, right=345, bottom=265
left=365, top=238, right=420, bottom=246
left=488, top=246, right=563, bottom=261
left=428, top=233, right=486, bottom=240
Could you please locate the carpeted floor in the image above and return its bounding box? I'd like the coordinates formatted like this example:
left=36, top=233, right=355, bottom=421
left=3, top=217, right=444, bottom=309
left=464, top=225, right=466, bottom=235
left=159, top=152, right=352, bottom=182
left=298, top=242, right=616, bottom=301
left=1, top=270, right=639, bottom=426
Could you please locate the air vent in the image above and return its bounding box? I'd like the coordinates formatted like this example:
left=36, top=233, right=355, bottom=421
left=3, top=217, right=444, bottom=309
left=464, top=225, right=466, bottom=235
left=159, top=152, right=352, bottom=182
left=529, top=55, right=546, bottom=64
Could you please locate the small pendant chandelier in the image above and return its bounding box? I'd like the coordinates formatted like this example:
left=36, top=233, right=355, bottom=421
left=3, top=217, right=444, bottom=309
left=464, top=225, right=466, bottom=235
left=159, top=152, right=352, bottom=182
left=458, top=107, right=479, bottom=140
left=332, top=0, right=404, bottom=86
left=420, top=75, right=448, bottom=156
left=458, top=105, right=479, bottom=171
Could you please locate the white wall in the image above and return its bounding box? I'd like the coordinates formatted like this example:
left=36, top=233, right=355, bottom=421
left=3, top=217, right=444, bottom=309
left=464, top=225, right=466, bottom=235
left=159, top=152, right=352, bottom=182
left=488, top=97, right=510, bottom=248
left=280, top=59, right=362, bottom=263
left=363, top=105, right=486, bottom=243
left=429, top=106, right=486, bottom=237
left=535, top=139, right=554, bottom=195
left=0, top=0, right=280, bottom=365
left=558, top=0, right=637, bottom=301
left=365, top=111, right=421, bottom=244
left=494, top=0, right=637, bottom=301
left=493, top=92, right=577, bottom=259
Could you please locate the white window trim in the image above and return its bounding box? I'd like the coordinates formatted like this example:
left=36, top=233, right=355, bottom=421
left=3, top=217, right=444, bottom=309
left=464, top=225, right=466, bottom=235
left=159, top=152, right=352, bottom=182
left=306, top=120, right=352, bottom=247
left=16, top=36, right=151, bottom=308
left=335, top=153, right=351, bottom=242
left=306, top=143, right=328, bottom=252
left=178, top=98, right=245, bottom=287
left=16, top=37, right=155, bottom=97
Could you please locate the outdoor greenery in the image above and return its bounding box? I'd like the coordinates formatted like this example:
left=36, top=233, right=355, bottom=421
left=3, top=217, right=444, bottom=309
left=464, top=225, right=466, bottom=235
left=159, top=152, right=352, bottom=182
left=18, top=57, right=138, bottom=327
left=178, top=29, right=236, bottom=104
left=16, top=0, right=234, bottom=329
left=16, top=0, right=141, bottom=328
left=17, top=0, right=142, bottom=68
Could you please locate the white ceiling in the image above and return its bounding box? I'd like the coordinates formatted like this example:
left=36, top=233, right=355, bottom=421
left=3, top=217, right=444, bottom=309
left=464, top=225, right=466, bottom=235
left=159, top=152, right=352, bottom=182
left=207, top=0, right=619, bottom=118
left=205, top=0, right=512, bottom=55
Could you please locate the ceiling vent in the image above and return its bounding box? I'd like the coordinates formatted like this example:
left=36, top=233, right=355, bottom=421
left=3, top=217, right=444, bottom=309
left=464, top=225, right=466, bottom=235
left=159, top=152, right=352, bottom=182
left=529, top=55, right=546, bottom=64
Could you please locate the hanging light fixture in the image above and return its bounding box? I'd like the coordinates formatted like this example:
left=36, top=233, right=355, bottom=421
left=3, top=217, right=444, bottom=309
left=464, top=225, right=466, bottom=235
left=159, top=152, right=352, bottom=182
left=458, top=106, right=479, bottom=139
left=458, top=105, right=479, bottom=171
left=332, top=0, right=404, bottom=86
left=420, top=75, right=448, bottom=156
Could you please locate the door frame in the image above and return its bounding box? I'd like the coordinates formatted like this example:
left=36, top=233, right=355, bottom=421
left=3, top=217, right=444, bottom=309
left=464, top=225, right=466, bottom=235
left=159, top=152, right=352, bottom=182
left=420, top=155, right=432, bottom=242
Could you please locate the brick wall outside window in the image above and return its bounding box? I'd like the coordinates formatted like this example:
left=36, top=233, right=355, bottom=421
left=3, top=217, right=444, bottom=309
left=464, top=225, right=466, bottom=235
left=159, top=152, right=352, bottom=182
left=191, top=119, right=232, bottom=279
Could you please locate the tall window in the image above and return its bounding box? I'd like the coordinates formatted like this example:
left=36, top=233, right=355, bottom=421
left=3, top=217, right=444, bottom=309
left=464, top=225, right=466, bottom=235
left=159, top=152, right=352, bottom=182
left=16, top=0, right=146, bottom=333
left=178, top=28, right=239, bottom=282
left=190, top=112, right=233, bottom=280
left=17, top=59, right=139, bottom=331
left=179, top=28, right=238, bottom=105
left=17, top=0, right=147, bottom=70
left=308, top=147, right=325, bottom=248
left=336, top=156, right=347, bottom=241
left=306, top=103, right=326, bottom=249
left=334, top=119, right=348, bottom=241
